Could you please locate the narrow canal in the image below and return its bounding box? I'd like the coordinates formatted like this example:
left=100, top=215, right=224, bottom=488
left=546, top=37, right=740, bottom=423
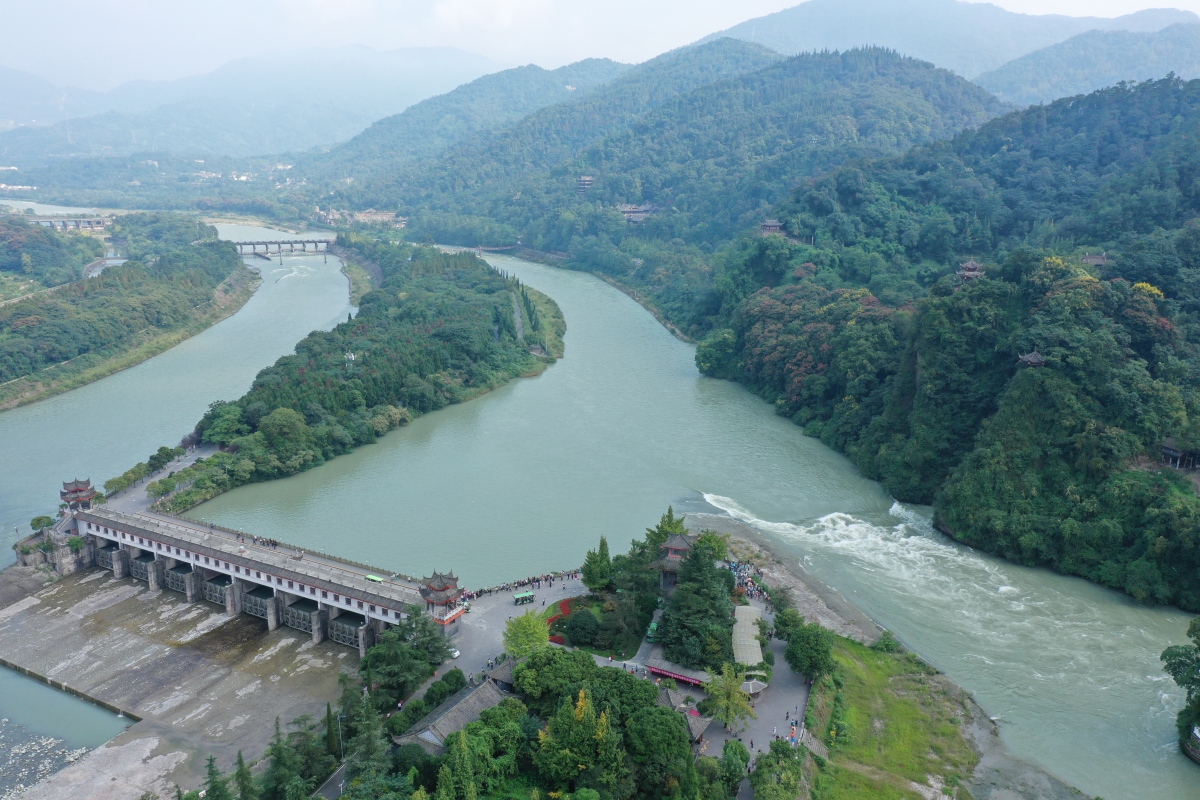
left=0, top=242, right=1193, bottom=798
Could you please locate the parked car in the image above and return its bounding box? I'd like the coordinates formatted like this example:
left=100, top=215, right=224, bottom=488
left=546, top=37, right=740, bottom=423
left=449, top=648, right=460, bottom=659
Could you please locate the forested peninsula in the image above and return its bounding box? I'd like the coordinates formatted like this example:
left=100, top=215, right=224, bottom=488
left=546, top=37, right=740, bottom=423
left=111, top=237, right=563, bottom=511
left=0, top=213, right=256, bottom=409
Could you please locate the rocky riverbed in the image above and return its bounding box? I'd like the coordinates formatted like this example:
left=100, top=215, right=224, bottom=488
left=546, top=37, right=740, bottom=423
left=0, top=718, right=90, bottom=799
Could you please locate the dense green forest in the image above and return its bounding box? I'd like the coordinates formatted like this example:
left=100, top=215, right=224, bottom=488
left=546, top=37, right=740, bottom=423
left=333, top=39, right=783, bottom=218
left=690, top=77, right=1200, bottom=610
left=129, top=237, right=562, bottom=509
left=0, top=214, right=244, bottom=399
left=0, top=215, right=102, bottom=286
left=399, top=48, right=1002, bottom=254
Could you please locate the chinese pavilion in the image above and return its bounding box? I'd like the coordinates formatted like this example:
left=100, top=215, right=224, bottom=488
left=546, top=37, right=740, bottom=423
left=420, top=572, right=464, bottom=608
left=957, top=260, right=986, bottom=281
left=761, top=219, right=783, bottom=236
left=1018, top=351, right=1046, bottom=367
left=652, top=533, right=697, bottom=590
left=60, top=479, right=97, bottom=510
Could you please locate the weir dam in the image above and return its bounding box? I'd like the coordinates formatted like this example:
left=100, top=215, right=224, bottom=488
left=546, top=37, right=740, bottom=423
left=19, top=505, right=465, bottom=657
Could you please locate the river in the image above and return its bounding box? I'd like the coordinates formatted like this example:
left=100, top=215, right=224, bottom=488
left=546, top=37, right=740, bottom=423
left=0, top=242, right=1194, bottom=798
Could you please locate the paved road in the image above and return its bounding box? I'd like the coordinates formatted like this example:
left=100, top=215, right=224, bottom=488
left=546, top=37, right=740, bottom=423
left=106, top=445, right=217, bottom=514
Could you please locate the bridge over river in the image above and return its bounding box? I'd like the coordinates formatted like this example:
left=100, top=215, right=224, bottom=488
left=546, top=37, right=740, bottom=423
left=231, top=239, right=335, bottom=255
left=30, top=507, right=464, bottom=656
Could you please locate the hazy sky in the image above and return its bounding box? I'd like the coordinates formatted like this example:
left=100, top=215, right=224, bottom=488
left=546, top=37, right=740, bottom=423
left=4, top=0, right=1200, bottom=90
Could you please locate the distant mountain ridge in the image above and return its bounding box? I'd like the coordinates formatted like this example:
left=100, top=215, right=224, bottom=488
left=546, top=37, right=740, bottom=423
left=700, top=0, right=1198, bottom=78
left=975, top=23, right=1200, bottom=105
left=304, top=58, right=632, bottom=182
left=337, top=38, right=786, bottom=210
left=0, top=46, right=499, bottom=163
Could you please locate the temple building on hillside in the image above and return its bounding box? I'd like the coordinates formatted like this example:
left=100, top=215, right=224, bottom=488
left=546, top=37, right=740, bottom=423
left=576, top=176, right=594, bottom=196
left=1161, top=436, right=1198, bottom=470
left=957, top=259, right=986, bottom=282
left=60, top=479, right=97, bottom=511
left=652, top=533, right=698, bottom=590
left=1082, top=252, right=1108, bottom=267
left=616, top=203, right=656, bottom=222
left=1018, top=350, right=1046, bottom=367
left=761, top=219, right=783, bottom=236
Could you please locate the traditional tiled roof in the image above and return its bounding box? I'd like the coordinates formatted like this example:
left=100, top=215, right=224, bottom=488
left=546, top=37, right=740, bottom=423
left=393, top=680, right=507, bottom=756
left=487, top=657, right=521, bottom=687
left=663, top=533, right=695, bottom=551
left=656, top=686, right=689, bottom=711
left=420, top=571, right=463, bottom=604
left=684, top=712, right=712, bottom=741
left=645, top=644, right=711, bottom=686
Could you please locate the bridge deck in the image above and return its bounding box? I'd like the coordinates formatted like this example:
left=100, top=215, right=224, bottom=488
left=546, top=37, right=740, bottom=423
left=78, top=508, right=426, bottom=623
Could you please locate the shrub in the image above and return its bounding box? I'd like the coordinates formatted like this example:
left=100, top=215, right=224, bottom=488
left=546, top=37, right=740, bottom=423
left=871, top=630, right=902, bottom=653
left=67, top=536, right=85, bottom=553
left=564, top=609, right=600, bottom=646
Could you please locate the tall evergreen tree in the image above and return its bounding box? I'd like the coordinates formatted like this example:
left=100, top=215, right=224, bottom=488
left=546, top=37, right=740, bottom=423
left=324, top=703, right=340, bottom=759
left=202, top=755, right=233, bottom=800
left=582, top=536, right=613, bottom=593
left=232, top=751, right=257, bottom=800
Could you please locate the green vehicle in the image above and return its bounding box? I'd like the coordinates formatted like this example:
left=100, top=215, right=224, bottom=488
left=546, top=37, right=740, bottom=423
left=513, top=591, right=535, bottom=605
left=646, top=622, right=658, bottom=643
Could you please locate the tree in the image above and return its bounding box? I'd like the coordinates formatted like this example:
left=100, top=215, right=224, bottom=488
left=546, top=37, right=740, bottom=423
left=535, top=690, right=601, bottom=789
left=645, top=507, right=687, bottom=550
left=1161, top=617, right=1200, bottom=737
left=324, top=703, right=339, bottom=759
left=346, top=701, right=391, bottom=783
left=360, top=628, right=433, bottom=711
left=718, top=740, right=750, bottom=796
left=397, top=606, right=453, bottom=665
left=703, top=664, right=756, bottom=732
left=202, top=756, right=233, bottom=800
left=695, top=531, right=728, bottom=562
left=564, top=609, right=600, bottom=646
left=504, top=611, right=549, bottom=659
left=29, top=516, right=54, bottom=533
left=772, top=609, right=804, bottom=642
left=783, top=622, right=836, bottom=683
left=233, top=751, right=257, bottom=800
left=259, top=718, right=303, bottom=800
left=582, top=536, right=613, bottom=594
left=624, top=706, right=699, bottom=800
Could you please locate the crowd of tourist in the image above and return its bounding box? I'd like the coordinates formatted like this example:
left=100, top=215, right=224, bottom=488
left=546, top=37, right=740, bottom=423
left=726, top=560, right=767, bottom=601
left=458, top=568, right=581, bottom=603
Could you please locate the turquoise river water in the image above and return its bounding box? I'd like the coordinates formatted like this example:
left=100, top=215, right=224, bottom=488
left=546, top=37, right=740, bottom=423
left=0, top=235, right=1194, bottom=798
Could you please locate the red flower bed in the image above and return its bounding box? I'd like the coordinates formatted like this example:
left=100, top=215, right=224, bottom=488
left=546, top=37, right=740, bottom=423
left=546, top=615, right=562, bottom=626
left=559, top=599, right=573, bottom=616
left=549, top=635, right=566, bottom=645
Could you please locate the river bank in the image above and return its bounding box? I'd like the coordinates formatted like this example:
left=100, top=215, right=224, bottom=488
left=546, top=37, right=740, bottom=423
left=0, top=265, right=261, bottom=411
left=695, top=513, right=1087, bottom=800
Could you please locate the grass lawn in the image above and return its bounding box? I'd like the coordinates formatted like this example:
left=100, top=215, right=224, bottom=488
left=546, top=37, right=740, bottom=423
left=805, top=637, right=978, bottom=799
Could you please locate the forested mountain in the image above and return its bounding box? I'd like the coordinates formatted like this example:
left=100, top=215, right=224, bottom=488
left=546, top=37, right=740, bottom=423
left=701, top=0, right=1197, bottom=78
left=408, top=47, right=1002, bottom=246
left=975, top=23, right=1200, bottom=106
left=0, top=46, right=499, bottom=163
left=304, top=59, right=631, bottom=183
left=330, top=38, right=784, bottom=218
left=690, top=77, right=1200, bottom=610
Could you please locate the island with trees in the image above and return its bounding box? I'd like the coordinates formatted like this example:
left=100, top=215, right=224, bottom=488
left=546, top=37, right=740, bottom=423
left=104, top=236, right=564, bottom=510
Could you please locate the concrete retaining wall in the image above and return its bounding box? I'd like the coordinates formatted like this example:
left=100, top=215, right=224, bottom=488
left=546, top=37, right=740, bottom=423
left=0, top=655, right=142, bottom=721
